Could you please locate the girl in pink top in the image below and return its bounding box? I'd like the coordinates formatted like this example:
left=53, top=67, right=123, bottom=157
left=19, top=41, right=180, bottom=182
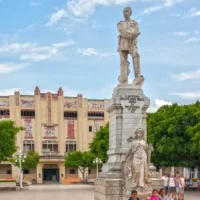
left=149, top=189, right=159, bottom=200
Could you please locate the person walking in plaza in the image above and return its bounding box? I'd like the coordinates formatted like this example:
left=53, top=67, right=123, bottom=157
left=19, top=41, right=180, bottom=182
left=167, top=174, right=176, bottom=200
left=174, top=174, right=179, bottom=200
left=197, top=178, right=200, bottom=191
left=162, top=173, right=169, bottom=195
left=178, top=174, right=184, bottom=200
left=128, top=190, right=140, bottom=200
left=158, top=188, right=168, bottom=200
left=149, top=189, right=159, bottom=200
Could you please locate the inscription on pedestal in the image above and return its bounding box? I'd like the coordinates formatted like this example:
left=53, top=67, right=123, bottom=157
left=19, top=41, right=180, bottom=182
left=121, top=95, right=144, bottom=113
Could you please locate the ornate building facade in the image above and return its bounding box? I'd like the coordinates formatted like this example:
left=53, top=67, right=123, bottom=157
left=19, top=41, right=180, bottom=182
left=0, top=87, right=109, bottom=183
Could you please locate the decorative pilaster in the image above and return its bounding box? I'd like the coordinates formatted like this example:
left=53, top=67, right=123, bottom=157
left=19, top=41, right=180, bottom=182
left=34, top=86, right=41, bottom=153
left=58, top=88, right=64, bottom=155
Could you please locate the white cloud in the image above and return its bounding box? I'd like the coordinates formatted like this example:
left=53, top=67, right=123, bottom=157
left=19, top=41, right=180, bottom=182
left=18, top=23, right=36, bottom=33
left=77, top=48, right=113, bottom=58
left=0, top=63, right=30, bottom=74
left=31, top=1, right=42, bottom=7
left=0, top=40, right=74, bottom=62
left=46, top=0, right=161, bottom=26
left=174, top=31, right=188, bottom=36
left=169, top=13, right=181, bottom=17
left=52, top=40, right=74, bottom=48
left=170, top=92, right=200, bottom=98
left=20, top=49, right=58, bottom=62
left=147, top=98, right=172, bottom=113
left=189, top=8, right=200, bottom=17
left=46, top=9, right=68, bottom=26
left=142, top=0, right=185, bottom=15
left=142, top=5, right=162, bottom=15
left=0, top=88, right=33, bottom=96
left=170, top=69, right=200, bottom=81
left=184, top=37, right=200, bottom=43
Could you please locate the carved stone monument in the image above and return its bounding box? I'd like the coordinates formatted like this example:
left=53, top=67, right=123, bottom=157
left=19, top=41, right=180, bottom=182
left=94, top=6, right=163, bottom=200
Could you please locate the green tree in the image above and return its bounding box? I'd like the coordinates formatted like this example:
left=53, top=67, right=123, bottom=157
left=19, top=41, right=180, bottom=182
left=147, top=102, right=200, bottom=175
left=9, top=151, right=40, bottom=170
left=89, top=123, right=109, bottom=163
left=0, top=120, right=23, bottom=162
left=65, top=151, right=94, bottom=181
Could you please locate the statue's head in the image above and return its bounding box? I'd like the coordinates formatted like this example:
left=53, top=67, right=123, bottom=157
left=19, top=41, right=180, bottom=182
left=123, top=7, right=132, bottom=20
left=135, top=128, right=144, bottom=139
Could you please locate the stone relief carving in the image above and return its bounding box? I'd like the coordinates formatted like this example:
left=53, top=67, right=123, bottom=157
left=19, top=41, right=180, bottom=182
left=21, top=100, right=34, bottom=107
left=64, top=101, right=78, bottom=108
left=88, top=103, right=104, bottom=110
left=67, top=120, right=75, bottom=138
left=0, top=100, right=9, bottom=107
left=117, top=7, right=144, bottom=85
left=47, top=93, right=52, bottom=126
left=24, top=118, right=32, bottom=138
left=93, top=120, right=99, bottom=133
left=122, top=128, right=152, bottom=197
left=44, top=126, right=55, bottom=138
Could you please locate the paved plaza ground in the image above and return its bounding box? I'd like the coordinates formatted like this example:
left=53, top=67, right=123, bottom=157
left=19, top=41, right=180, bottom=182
left=0, top=184, right=199, bottom=200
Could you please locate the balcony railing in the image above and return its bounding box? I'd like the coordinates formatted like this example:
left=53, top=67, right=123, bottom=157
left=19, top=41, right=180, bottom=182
left=40, top=151, right=65, bottom=159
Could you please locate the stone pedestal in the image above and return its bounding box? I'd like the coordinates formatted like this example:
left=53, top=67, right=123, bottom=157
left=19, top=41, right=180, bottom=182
left=102, top=84, right=149, bottom=173
left=94, top=83, right=150, bottom=200
left=94, top=178, right=123, bottom=200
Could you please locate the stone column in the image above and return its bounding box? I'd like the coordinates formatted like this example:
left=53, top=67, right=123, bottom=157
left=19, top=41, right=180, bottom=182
left=183, top=168, right=186, bottom=178
left=171, top=167, right=175, bottom=175
left=58, top=88, right=65, bottom=156
left=36, top=163, right=43, bottom=184
left=14, top=91, right=22, bottom=150
left=58, top=163, right=65, bottom=183
left=159, top=168, right=163, bottom=176
left=34, top=87, right=41, bottom=154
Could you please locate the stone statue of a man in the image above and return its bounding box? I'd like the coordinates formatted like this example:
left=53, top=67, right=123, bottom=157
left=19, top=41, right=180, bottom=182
left=118, top=7, right=143, bottom=84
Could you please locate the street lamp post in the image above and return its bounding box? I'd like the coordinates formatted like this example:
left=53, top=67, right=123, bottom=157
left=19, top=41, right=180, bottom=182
left=13, top=150, right=26, bottom=189
left=93, top=158, right=102, bottom=178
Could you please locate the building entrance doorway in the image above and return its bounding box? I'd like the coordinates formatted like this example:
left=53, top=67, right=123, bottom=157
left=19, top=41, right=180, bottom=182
left=43, top=164, right=59, bottom=183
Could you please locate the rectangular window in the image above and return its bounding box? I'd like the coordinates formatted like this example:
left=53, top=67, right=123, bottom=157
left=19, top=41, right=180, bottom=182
left=69, top=169, right=76, bottom=174
left=66, top=141, right=76, bottom=153
left=88, top=112, right=104, bottom=119
left=64, top=112, right=77, bottom=118
left=89, top=126, right=92, bottom=132
left=21, top=110, right=35, bottom=117
left=189, top=168, right=195, bottom=178
left=88, top=169, right=91, bottom=174
left=0, top=110, right=9, bottom=117
left=23, top=141, right=35, bottom=153
left=23, top=170, right=30, bottom=174
left=7, top=169, right=12, bottom=174
left=42, top=141, right=58, bottom=152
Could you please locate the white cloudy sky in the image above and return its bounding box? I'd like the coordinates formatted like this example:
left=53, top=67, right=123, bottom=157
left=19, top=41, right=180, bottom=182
left=0, top=0, right=200, bottom=111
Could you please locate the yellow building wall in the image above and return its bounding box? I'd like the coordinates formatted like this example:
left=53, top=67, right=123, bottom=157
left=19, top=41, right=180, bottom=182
left=0, top=88, right=110, bottom=183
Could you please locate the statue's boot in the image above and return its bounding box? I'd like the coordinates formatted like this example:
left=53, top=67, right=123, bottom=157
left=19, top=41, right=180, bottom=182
left=118, top=61, right=130, bottom=84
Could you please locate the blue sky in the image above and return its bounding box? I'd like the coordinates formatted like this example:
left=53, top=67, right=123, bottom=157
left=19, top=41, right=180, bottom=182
left=0, top=0, right=200, bottom=111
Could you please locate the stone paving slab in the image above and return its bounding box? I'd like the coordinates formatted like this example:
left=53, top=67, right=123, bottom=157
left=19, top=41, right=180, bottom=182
left=0, top=184, right=199, bottom=200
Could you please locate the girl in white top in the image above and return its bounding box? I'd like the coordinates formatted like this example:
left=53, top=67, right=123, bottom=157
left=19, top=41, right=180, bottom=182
left=167, top=175, right=175, bottom=199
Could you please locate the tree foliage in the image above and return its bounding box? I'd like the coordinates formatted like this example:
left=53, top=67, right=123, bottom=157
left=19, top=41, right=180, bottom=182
left=65, top=151, right=94, bottom=180
left=89, top=123, right=109, bottom=163
left=9, top=151, right=40, bottom=170
left=147, top=101, right=200, bottom=174
left=0, top=120, right=23, bottom=162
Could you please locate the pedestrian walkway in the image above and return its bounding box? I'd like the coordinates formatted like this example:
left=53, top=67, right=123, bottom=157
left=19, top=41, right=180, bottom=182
left=0, top=184, right=199, bottom=200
